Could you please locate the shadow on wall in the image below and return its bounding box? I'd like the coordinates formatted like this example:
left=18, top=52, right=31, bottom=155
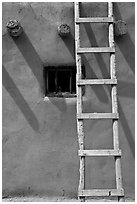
left=61, top=28, right=109, bottom=104
left=61, top=3, right=134, bottom=158
left=118, top=99, right=135, bottom=157
left=61, top=33, right=75, bottom=60
left=47, top=97, right=67, bottom=112
left=114, top=2, right=135, bottom=74
left=3, top=30, right=68, bottom=129
left=81, top=54, right=110, bottom=104
left=2, top=65, right=39, bottom=132
left=113, top=2, right=135, bottom=157
left=11, top=30, right=45, bottom=93
left=80, top=3, right=110, bottom=79
left=14, top=30, right=68, bottom=112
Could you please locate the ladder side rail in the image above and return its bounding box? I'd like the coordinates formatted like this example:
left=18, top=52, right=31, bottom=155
left=75, top=2, right=85, bottom=202
left=108, top=2, right=124, bottom=202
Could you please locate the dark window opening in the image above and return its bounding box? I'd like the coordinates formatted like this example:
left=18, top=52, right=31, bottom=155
left=48, top=70, right=56, bottom=92
left=57, top=70, right=70, bottom=92
left=44, top=66, right=84, bottom=97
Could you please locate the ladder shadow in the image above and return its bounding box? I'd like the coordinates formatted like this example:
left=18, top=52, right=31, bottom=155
left=118, top=99, right=135, bottom=158
left=118, top=81, right=134, bottom=99
left=113, top=2, right=135, bottom=75
left=79, top=4, right=111, bottom=103
left=113, top=2, right=135, bottom=157
left=79, top=3, right=135, bottom=158
left=81, top=54, right=109, bottom=103
left=80, top=5, right=110, bottom=79
left=78, top=3, right=135, bottom=157
left=61, top=32, right=109, bottom=104
left=2, top=65, right=40, bottom=132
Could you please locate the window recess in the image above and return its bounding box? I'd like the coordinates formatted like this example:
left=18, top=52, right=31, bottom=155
left=44, top=66, right=79, bottom=97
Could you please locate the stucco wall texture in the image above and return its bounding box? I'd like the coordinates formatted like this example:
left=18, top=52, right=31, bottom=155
left=2, top=2, right=135, bottom=200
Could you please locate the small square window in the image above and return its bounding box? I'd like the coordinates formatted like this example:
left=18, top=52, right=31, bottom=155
left=44, top=66, right=80, bottom=97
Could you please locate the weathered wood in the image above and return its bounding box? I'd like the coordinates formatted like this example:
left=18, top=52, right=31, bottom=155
left=78, top=149, right=122, bottom=156
left=79, top=189, right=124, bottom=197
left=76, top=17, right=113, bottom=23
left=108, top=2, right=124, bottom=202
left=78, top=113, right=119, bottom=119
left=75, top=2, right=85, bottom=202
left=77, top=79, right=117, bottom=85
left=77, top=47, right=115, bottom=53
left=74, top=2, right=124, bottom=202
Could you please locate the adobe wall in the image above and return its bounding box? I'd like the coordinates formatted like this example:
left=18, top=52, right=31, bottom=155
left=2, top=2, right=135, bottom=199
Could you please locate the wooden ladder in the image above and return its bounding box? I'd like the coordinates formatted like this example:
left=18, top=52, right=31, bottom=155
left=74, top=2, right=125, bottom=202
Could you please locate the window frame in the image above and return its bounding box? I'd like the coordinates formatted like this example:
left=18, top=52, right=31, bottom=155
left=44, top=66, right=77, bottom=97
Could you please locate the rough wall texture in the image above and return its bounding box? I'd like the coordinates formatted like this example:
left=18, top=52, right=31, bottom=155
left=2, top=2, right=135, bottom=200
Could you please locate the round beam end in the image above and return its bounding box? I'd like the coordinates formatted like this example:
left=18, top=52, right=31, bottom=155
left=6, top=20, right=23, bottom=37
left=58, top=24, right=70, bottom=37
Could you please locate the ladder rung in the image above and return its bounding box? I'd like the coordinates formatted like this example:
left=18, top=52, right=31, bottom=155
left=77, top=47, right=115, bottom=53
left=78, top=113, right=119, bottom=119
left=78, top=189, right=124, bottom=197
left=78, top=149, right=122, bottom=156
left=76, top=17, right=113, bottom=23
left=77, top=79, right=117, bottom=85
